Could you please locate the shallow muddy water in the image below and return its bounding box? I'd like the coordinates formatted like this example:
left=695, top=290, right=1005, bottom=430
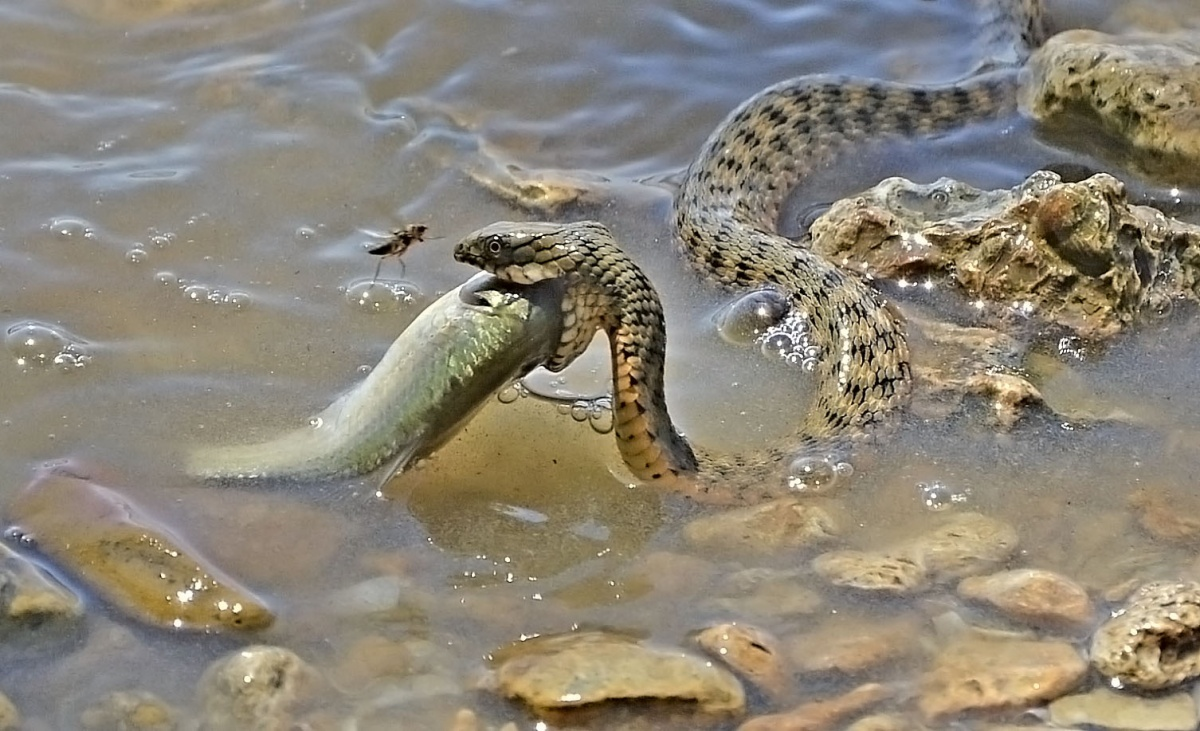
left=2, top=0, right=1200, bottom=727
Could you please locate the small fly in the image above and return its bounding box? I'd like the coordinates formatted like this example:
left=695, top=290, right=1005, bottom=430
left=367, top=224, right=437, bottom=281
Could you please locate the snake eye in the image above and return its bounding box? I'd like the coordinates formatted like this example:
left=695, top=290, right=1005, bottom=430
left=487, top=237, right=502, bottom=255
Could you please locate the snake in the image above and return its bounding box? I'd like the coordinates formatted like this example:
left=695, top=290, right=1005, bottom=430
left=453, top=0, right=1048, bottom=504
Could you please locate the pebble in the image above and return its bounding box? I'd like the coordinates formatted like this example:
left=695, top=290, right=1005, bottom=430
left=196, top=645, right=323, bottom=731
left=706, top=568, right=823, bottom=617
left=0, top=542, right=83, bottom=642
left=693, top=623, right=791, bottom=700
left=737, top=683, right=891, bottom=731
left=957, top=568, right=1094, bottom=630
left=7, top=469, right=273, bottom=632
left=1091, top=581, right=1200, bottom=690
left=682, top=498, right=841, bottom=554
left=487, top=630, right=745, bottom=713
left=79, top=690, right=176, bottom=731
left=1128, top=487, right=1200, bottom=544
left=1048, top=687, right=1198, bottom=731
left=783, top=615, right=922, bottom=676
left=917, top=638, right=1087, bottom=720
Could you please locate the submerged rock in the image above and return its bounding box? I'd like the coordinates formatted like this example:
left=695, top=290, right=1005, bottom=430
left=917, top=638, right=1086, bottom=720
left=682, top=498, right=841, bottom=555
left=1048, top=687, right=1198, bottom=731
left=79, top=690, right=177, bottom=731
left=693, top=623, right=790, bottom=700
left=6, top=468, right=272, bottom=632
left=197, top=645, right=323, bottom=731
left=957, top=568, right=1094, bottom=630
left=783, top=615, right=923, bottom=676
left=813, top=513, right=1018, bottom=594
left=1091, top=580, right=1200, bottom=690
left=737, top=683, right=891, bottom=731
left=0, top=541, right=83, bottom=645
left=486, top=630, right=745, bottom=714
left=1026, top=31, right=1200, bottom=168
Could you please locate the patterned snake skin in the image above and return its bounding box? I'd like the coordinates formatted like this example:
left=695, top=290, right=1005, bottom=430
left=455, top=0, right=1047, bottom=504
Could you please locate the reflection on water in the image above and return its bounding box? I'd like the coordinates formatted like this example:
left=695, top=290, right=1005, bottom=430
left=1, top=0, right=1200, bottom=726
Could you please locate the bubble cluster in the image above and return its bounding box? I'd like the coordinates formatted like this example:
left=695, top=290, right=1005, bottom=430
left=5, top=321, right=92, bottom=371
left=568, top=395, right=614, bottom=434
left=497, top=381, right=530, bottom=404
left=784, top=455, right=852, bottom=494
left=917, top=481, right=970, bottom=511
left=44, top=217, right=97, bottom=241
left=757, top=310, right=822, bottom=371
left=156, top=272, right=251, bottom=309
left=342, top=279, right=417, bottom=314
left=714, top=288, right=792, bottom=344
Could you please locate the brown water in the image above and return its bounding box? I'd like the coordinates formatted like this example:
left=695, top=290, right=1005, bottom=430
left=2, top=0, right=1200, bottom=727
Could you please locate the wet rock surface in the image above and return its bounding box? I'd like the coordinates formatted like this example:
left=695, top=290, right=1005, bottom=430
left=693, top=623, right=790, bottom=700
left=0, top=541, right=83, bottom=643
left=706, top=568, right=824, bottom=618
left=487, top=630, right=745, bottom=713
left=957, top=568, right=1094, bottom=629
left=196, top=645, right=323, bottom=731
left=810, top=171, right=1200, bottom=342
left=1025, top=30, right=1200, bottom=171
left=6, top=468, right=272, bottom=632
left=1091, top=580, right=1200, bottom=690
left=783, top=615, right=923, bottom=676
left=813, top=512, right=1018, bottom=593
left=917, top=637, right=1087, bottom=720
left=1048, top=687, right=1198, bottom=731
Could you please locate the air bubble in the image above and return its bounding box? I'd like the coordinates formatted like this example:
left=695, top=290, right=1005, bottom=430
left=714, top=289, right=792, bottom=344
left=47, top=217, right=95, bottom=240
left=295, top=226, right=317, bottom=244
left=570, top=401, right=590, bottom=422
left=224, top=291, right=251, bottom=309
left=126, top=247, right=148, bottom=264
left=155, top=271, right=179, bottom=286
left=918, top=481, right=969, bottom=511
left=5, top=321, right=92, bottom=371
left=757, top=310, right=820, bottom=371
left=307, top=416, right=323, bottom=428
left=588, top=397, right=614, bottom=434
left=784, top=455, right=845, bottom=494
left=182, top=284, right=210, bottom=303
left=345, top=279, right=416, bottom=314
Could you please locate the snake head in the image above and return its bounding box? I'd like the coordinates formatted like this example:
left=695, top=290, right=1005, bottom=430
left=454, top=221, right=602, bottom=285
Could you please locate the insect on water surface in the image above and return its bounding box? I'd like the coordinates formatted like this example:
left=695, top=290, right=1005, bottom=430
left=367, top=223, right=436, bottom=282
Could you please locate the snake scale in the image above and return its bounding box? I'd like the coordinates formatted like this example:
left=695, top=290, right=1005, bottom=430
left=456, top=0, right=1047, bottom=504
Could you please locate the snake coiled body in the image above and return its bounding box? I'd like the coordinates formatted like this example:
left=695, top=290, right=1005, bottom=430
left=457, top=0, right=1047, bottom=503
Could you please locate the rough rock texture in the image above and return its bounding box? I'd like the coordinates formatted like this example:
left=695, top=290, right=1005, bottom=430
left=957, top=568, right=1094, bottom=629
left=737, top=683, right=892, bottom=731
left=694, top=623, right=791, bottom=700
left=1025, top=31, right=1200, bottom=168
left=1091, top=581, right=1200, bottom=690
left=197, top=645, right=323, bottom=731
left=811, top=172, right=1200, bottom=341
left=79, top=691, right=177, bottom=731
left=488, top=631, right=745, bottom=713
left=917, top=638, right=1087, bottom=720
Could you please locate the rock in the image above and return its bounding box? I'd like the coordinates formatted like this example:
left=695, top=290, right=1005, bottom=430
left=682, top=498, right=840, bottom=554
left=1129, top=486, right=1200, bottom=543
left=845, top=715, right=924, bottom=731
left=79, top=690, right=176, bottom=731
left=1026, top=31, right=1200, bottom=167
left=812, top=513, right=1018, bottom=594
left=1091, top=581, right=1200, bottom=690
left=330, top=635, right=457, bottom=697
left=0, top=692, right=18, bottom=731
left=737, top=683, right=891, bottom=731
left=694, top=623, right=790, bottom=700
left=0, top=541, right=83, bottom=648
left=917, top=638, right=1087, bottom=720
left=706, top=568, right=823, bottom=617
left=487, top=630, right=745, bottom=713
left=7, top=468, right=272, bottom=632
left=783, top=615, right=923, bottom=676
left=812, top=551, right=927, bottom=593
left=197, top=645, right=323, bottom=731
left=957, top=568, right=1094, bottom=629
left=811, top=172, right=1200, bottom=342
left=1048, top=687, right=1198, bottom=730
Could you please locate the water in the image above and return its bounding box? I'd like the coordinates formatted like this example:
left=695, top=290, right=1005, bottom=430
left=0, top=0, right=1197, bottom=726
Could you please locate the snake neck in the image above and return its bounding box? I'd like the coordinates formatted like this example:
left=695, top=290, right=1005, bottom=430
left=565, top=246, right=700, bottom=482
